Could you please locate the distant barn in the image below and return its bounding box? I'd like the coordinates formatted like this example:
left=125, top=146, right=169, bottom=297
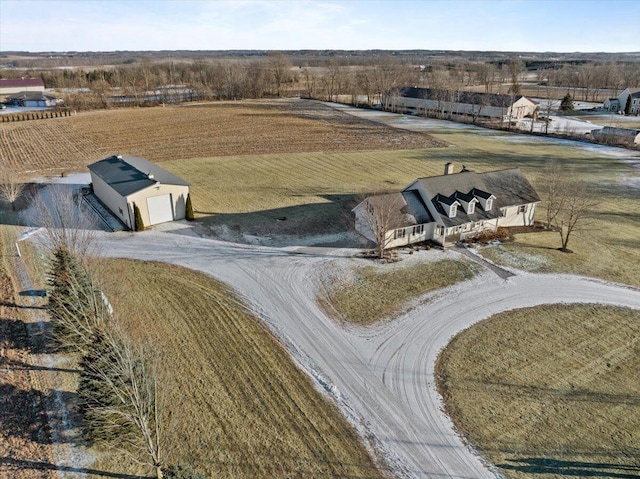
left=88, top=155, right=190, bottom=230
left=0, top=78, right=45, bottom=97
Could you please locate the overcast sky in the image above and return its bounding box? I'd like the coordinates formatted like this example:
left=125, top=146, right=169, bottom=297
left=1, top=0, right=638, bottom=53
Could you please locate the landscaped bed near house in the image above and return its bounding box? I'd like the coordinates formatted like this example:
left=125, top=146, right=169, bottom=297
left=436, top=303, right=640, bottom=479
left=319, top=254, right=478, bottom=325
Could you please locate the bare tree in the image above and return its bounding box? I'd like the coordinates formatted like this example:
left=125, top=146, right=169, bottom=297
left=0, top=165, right=24, bottom=210
left=27, top=184, right=98, bottom=257
left=85, top=325, right=165, bottom=478
left=506, top=58, right=525, bottom=95
left=538, top=161, right=566, bottom=229
left=555, top=179, right=596, bottom=252
left=540, top=163, right=596, bottom=251
left=354, top=193, right=407, bottom=259
left=268, top=52, right=291, bottom=97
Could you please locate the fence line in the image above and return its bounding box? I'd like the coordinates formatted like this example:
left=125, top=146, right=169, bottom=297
left=1, top=110, right=74, bottom=122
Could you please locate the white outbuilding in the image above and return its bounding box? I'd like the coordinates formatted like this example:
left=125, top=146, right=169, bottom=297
left=88, top=155, right=190, bottom=230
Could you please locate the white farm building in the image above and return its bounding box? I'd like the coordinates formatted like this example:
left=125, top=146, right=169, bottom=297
left=88, top=155, right=190, bottom=230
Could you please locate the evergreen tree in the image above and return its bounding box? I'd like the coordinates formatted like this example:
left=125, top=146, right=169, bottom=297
left=560, top=94, right=574, bottom=111
left=624, top=95, right=632, bottom=115
left=133, top=203, right=145, bottom=231
left=77, top=328, right=135, bottom=444
left=47, top=246, right=94, bottom=350
left=185, top=194, right=195, bottom=221
left=165, top=464, right=209, bottom=479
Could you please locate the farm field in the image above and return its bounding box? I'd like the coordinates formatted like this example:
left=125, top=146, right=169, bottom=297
left=0, top=99, right=444, bottom=176
left=436, top=304, right=640, bottom=479
left=89, top=259, right=386, bottom=479
left=3, top=99, right=639, bottom=285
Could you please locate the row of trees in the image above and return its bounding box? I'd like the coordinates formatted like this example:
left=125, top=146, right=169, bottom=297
left=6, top=54, right=639, bottom=111
left=35, top=189, right=204, bottom=479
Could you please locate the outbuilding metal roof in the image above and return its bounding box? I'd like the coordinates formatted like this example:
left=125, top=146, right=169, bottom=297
left=0, top=78, right=44, bottom=89
left=87, top=155, right=189, bottom=197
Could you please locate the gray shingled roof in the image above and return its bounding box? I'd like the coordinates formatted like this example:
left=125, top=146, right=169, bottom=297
left=357, top=190, right=433, bottom=228
left=87, top=155, right=189, bottom=197
left=407, top=168, right=540, bottom=227
left=8, top=91, right=57, bottom=101
left=396, top=87, right=524, bottom=108
left=402, top=190, right=434, bottom=225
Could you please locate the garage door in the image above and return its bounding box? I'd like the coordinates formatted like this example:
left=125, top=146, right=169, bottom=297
left=146, top=194, right=174, bottom=225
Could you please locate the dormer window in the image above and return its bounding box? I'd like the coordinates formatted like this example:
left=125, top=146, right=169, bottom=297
left=468, top=202, right=475, bottom=214
left=486, top=198, right=493, bottom=210
left=449, top=204, right=457, bottom=218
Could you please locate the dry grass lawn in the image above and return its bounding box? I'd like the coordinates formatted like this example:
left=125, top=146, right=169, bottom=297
left=436, top=304, right=640, bottom=479
left=320, top=257, right=477, bottom=324
left=91, top=259, right=386, bottom=479
left=0, top=226, right=56, bottom=479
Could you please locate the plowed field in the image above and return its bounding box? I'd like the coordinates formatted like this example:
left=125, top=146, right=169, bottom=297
left=0, top=100, right=445, bottom=175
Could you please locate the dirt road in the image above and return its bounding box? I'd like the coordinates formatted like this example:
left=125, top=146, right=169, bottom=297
left=71, top=229, right=640, bottom=479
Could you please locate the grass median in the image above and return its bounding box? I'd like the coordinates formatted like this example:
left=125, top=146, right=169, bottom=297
left=320, top=256, right=478, bottom=325
left=436, top=303, right=640, bottom=479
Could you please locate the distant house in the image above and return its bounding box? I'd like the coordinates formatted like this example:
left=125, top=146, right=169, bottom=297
left=604, top=88, right=640, bottom=115
left=0, top=78, right=45, bottom=97
left=353, top=163, right=540, bottom=249
left=590, top=126, right=640, bottom=146
left=88, top=155, right=190, bottom=230
left=383, top=87, right=538, bottom=122
left=7, top=91, right=60, bottom=107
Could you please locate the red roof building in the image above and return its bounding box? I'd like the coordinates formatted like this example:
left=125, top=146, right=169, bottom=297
left=0, top=78, right=45, bottom=96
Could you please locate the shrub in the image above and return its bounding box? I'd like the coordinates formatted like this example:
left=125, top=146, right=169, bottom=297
left=185, top=193, right=194, bottom=221
left=164, top=464, right=209, bottom=479
left=133, top=202, right=144, bottom=231
left=466, top=227, right=512, bottom=245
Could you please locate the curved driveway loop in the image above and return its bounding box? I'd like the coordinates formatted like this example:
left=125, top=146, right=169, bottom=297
left=87, top=231, right=640, bottom=479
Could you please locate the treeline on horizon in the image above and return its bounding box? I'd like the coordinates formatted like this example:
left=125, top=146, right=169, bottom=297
left=2, top=51, right=640, bottom=110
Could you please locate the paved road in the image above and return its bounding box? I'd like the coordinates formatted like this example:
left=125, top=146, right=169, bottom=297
left=87, top=229, right=640, bottom=479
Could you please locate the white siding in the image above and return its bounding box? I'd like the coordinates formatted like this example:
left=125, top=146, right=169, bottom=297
left=127, top=184, right=189, bottom=228
left=497, top=203, right=537, bottom=227
left=90, top=172, right=133, bottom=228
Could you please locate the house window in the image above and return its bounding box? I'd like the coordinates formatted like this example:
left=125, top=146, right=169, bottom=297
left=468, top=202, right=475, bottom=214
left=449, top=204, right=457, bottom=218
left=518, top=205, right=527, bottom=213
left=436, top=226, right=444, bottom=235
left=394, top=228, right=406, bottom=239
left=412, top=224, right=424, bottom=235
left=486, top=199, right=493, bottom=210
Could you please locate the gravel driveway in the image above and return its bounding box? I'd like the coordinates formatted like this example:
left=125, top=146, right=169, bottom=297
left=81, top=229, right=640, bottom=479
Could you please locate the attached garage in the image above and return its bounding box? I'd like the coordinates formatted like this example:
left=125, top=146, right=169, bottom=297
left=88, top=155, right=190, bottom=230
